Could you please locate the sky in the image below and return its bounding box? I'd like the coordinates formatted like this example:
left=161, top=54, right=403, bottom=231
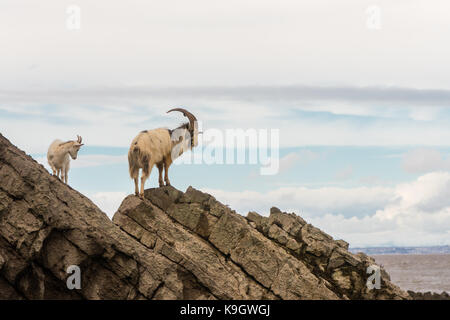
left=1, top=1, right=450, bottom=247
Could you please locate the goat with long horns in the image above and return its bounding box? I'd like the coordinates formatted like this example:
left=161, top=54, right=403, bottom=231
left=128, top=108, right=199, bottom=198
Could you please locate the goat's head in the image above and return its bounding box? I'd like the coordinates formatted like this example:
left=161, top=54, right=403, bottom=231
left=69, top=135, right=84, bottom=159
left=167, top=108, right=199, bottom=148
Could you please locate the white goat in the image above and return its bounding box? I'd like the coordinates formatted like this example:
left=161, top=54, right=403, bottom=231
left=128, top=108, right=198, bottom=198
left=47, top=135, right=84, bottom=184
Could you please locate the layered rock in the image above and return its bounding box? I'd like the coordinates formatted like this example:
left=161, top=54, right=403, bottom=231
left=114, top=189, right=335, bottom=299
left=0, top=133, right=410, bottom=300
left=113, top=187, right=409, bottom=300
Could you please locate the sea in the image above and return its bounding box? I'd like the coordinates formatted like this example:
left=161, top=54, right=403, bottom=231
left=372, top=254, right=450, bottom=293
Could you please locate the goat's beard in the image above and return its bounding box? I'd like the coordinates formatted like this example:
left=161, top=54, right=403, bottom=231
left=190, top=128, right=199, bottom=148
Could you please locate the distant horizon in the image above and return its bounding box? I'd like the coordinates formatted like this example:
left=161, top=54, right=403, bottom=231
left=350, top=245, right=450, bottom=249
left=349, top=245, right=450, bottom=255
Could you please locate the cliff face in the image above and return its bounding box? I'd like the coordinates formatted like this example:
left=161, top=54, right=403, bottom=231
left=0, top=133, right=409, bottom=300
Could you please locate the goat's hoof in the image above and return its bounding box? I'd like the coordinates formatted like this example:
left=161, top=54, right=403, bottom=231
left=159, top=182, right=164, bottom=188
left=139, top=193, right=144, bottom=199
left=165, top=182, right=171, bottom=186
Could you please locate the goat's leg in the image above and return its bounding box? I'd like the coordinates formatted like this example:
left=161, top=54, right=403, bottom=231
left=61, top=163, right=66, bottom=184
left=64, top=167, right=69, bottom=184
left=139, top=175, right=146, bottom=199
left=134, top=177, right=139, bottom=196
left=140, top=162, right=153, bottom=199
left=130, top=166, right=140, bottom=196
left=50, top=164, right=57, bottom=176
left=157, top=163, right=164, bottom=187
left=57, top=169, right=61, bottom=180
left=163, top=158, right=172, bottom=186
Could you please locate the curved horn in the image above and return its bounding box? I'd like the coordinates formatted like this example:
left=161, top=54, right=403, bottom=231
left=167, top=108, right=197, bottom=130
left=77, top=135, right=82, bottom=144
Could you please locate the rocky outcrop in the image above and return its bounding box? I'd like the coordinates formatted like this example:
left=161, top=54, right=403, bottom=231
left=0, top=133, right=410, bottom=299
left=113, top=188, right=409, bottom=300
left=407, top=291, right=450, bottom=300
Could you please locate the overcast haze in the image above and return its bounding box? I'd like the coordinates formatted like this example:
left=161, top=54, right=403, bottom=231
left=2, top=0, right=450, bottom=88
left=1, top=1, right=450, bottom=247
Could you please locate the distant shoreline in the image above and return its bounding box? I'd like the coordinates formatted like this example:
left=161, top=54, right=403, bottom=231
left=349, top=245, right=450, bottom=255
left=369, top=253, right=450, bottom=297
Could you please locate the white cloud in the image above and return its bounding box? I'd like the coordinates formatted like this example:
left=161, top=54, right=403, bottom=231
left=278, top=150, right=320, bottom=173
left=278, top=153, right=302, bottom=173
left=402, top=148, right=450, bottom=173
left=408, top=107, right=441, bottom=121
left=4, top=92, right=450, bottom=156
left=334, top=165, right=353, bottom=181
left=202, top=172, right=450, bottom=247
left=89, top=191, right=128, bottom=219
left=202, top=185, right=395, bottom=218
left=358, top=175, right=387, bottom=186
